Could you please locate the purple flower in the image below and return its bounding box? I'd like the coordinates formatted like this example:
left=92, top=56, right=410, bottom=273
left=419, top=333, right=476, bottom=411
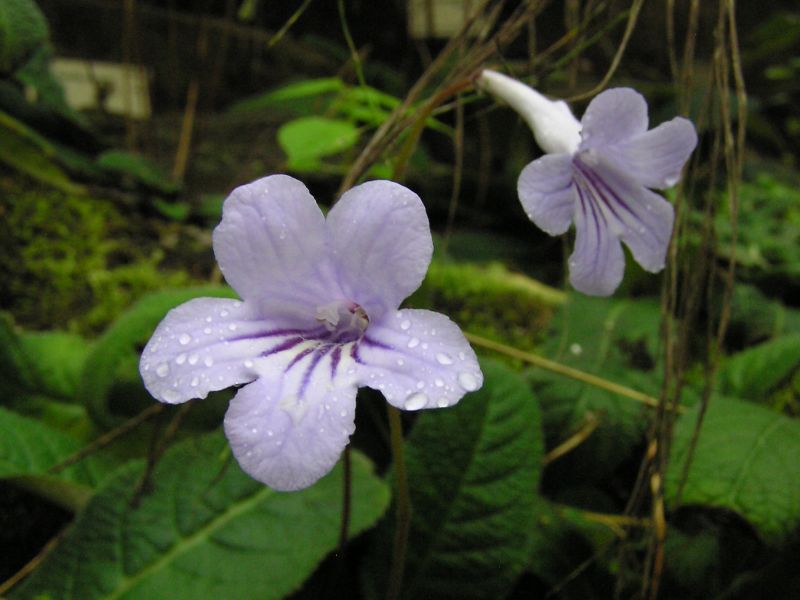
left=139, top=175, right=483, bottom=491
left=478, top=70, right=697, bottom=296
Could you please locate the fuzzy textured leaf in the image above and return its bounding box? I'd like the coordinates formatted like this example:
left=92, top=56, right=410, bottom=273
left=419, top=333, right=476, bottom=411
left=718, top=334, right=800, bottom=401
left=12, top=433, right=389, bottom=600
left=370, top=360, right=543, bottom=599
left=78, top=287, right=236, bottom=428
left=666, top=397, right=800, bottom=543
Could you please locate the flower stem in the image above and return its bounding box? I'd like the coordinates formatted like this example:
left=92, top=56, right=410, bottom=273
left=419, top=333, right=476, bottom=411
left=464, top=332, right=684, bottom=413
left=386, top=405, right=412, bottom=600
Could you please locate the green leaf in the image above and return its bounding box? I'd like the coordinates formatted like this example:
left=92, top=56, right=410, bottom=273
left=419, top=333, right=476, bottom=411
left=78, top=287, right=236, bottom=428
left=718, top=334, right=800, bottom=401
left=20, top=330, right=91, bottom=401
left=0, top=406, right=110, bottom=510
left=665, top=397, right=800, bottom=543
left=277, top=116, right=359, bottom=172
left=228, top=77, right=344, bottom=115
left=96, top=151, right=181, bottom=195
left=11, top=433, right=390, bottom=600
left=0, top=0, right=48, bottom=75
left=369, top=360, right=544, bottom=599
left=0, top=312, right=37, bottom=399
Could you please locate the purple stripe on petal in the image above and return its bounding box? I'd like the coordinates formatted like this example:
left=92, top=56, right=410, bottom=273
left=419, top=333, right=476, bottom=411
left=330, top=345, right=342, bottom=379
left=361, top=335, right=393, bottom=351
left=262, top=336, right=305, bottom=358
left=299, top=345, right=334, bottom=397
left=350, top=343, right=365, bottom=365
left=285, top=346, right=316, bottom=371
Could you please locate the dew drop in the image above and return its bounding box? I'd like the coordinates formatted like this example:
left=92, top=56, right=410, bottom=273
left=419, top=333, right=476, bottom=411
left=407, top=337, right=420, bottom=349
left=416, top=381, right=425, bottom=390
left=437, top=397, right=449, bottom=408
left=397, top=358, right=405, bottom=366
left=176, top=353, right=187, bottom=365
left=188, top=354, right=199, bottom=365
left=340, top=409, right=347, bottom=417
left=190, top=376, right=199, bottom=387
left=267, top=430, right=274, bottom=437
left=400, top=319, right=411, bottom=331
left=228, top=323, right=237, bottom=331
left=204, top=356, right=214, bottom=367
left=404, top=392, right=427, bottom=411
left=203, top=327, right=212, bottom=335
left=435, top=378, right=444, bottom=387
left=179, top=333, right=192, bottom=345
left=220, top=309, right=229, bottom=318
left=422, top=343, right=429, bottom=350
left=569, top=343, right=583, bottom=356
left=244, top=359, right=254, bottom=368
left=457, top=372, right=478, bottom=391
left=162, top=389, right=179, bottom=403
left=436, top=352, right=453, bottom=365
left=156, top=363, right=169, bottom=377
left=205, top=316, right=213, bottom=323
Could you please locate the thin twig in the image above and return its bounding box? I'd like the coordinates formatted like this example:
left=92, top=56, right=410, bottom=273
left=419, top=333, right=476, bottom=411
left=543, top=411, right=601, bottom=465
left=386, top=406, right=412, bottom=600
left=465, top=332, right=683, bottom=413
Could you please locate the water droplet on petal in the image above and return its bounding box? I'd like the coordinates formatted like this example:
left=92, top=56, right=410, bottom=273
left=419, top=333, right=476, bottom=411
left=162, top=389, right=179, bottom=402
left=436, top=352, right=453, bottom=365
left=408, top=337, right=420, bottom=349
left=204, top=356, right=214, bottom=367
left=437, top=398, right=449, bottom=408
left=176, top=353, right=187, bottom=365
left=220, top=310, right=229, bottom=318
left=205, top=316, right=213, bottom=323
left=244, top=360, right=254, bottom=368
left=422, top=343, right=429, bottom=350
left=188, top=354, right=199, bottom=365
left=156, top=363, right=169, bottom=377
left=459, top=352, right=466, bottom=361
left=228, top=323, right=237, bottom=331
left=179, top=333, right=191, bottom=345
left=190, top=376, right=199, bottom=387
left=458, top=372, right=478, bottom=391
left=203, top=327, right=212, bottom=335
left=416, top=381, right=425, bottom=390
left=404, top=392, right=427, bottom=411
left=435, top=378, right=444, bottom=387
left=400, top=320, right=411, bottom=330
left=397, top=358, right=405, bottom=366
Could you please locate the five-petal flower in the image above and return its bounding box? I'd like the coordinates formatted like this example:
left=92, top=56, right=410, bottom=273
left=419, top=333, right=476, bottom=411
left=478, top=69, right=698, bottom=296
left=139, top=175, right=483, bottom=491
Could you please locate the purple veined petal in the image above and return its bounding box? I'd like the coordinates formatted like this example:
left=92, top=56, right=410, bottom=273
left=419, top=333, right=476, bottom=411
left=326, top=180, right=433, bottom=321
left=140, top=297, right=314, bottom=404
left=606, top=117, right=697, bottom=189
left=579, top=88, right=648, bottom=150
left=212, top=175, right=341, bottom=320
left=353, top=309, right=483, bottom=411
left=517, top=154, right=577, bottom=235
left=223, top=344, right=358, bottom=491
left=568, top=177, right=626, bottom=296
left=574, top=153, right=675, bottom=273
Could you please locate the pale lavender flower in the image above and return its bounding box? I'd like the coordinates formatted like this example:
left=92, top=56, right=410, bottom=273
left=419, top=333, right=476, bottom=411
left=478, top=70, right=697, bottom=296
left=140, top=175, right=482, bottom=491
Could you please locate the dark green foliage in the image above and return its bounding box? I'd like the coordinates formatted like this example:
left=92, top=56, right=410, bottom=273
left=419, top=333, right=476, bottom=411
left=11, top=434, right=389, bottom=600
left=0, top=0, right=48, bottom=75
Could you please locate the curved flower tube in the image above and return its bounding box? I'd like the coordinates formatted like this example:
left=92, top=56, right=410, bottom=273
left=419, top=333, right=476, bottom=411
left=139, top=175, right=483, bottom=491
left=478, top=69, right=698, bottom=296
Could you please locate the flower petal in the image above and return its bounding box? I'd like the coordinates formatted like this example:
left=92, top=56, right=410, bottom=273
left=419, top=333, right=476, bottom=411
left=212, top=175, right=339, bottom=318
left=139, top=298, right=297, bottom=404
left=608, top=117, right=697, bottom=189
left=353, top=309, right=483, bottom=411
left=326, top=180, right=433, bottom=319
left=568, top=182, right=626, bottom=296
left=517, top=154, right=577, bottom=235
left=578, top=154, right=675, bottom=273
left=580, top=88, right=648, bottom=149
left=223, top=350, right=358, bottom=491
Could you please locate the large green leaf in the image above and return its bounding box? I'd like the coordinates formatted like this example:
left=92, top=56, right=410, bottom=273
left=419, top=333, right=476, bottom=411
left=11, top=433, right=389, bottom=600
left=665, top=397, right=800, bottom=543
left=369, top=360, right=543, bottom=599
left=277, top=116, right=359, bottom=172
left=718, top=334, right=800, bottom=401
left=78, top=287, right=236, bottom=428
left=20, top=330, right=91, bottom=401
left=0, top=406, right=110, bottom=510
left=0, top=0, right=48, bottom=75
